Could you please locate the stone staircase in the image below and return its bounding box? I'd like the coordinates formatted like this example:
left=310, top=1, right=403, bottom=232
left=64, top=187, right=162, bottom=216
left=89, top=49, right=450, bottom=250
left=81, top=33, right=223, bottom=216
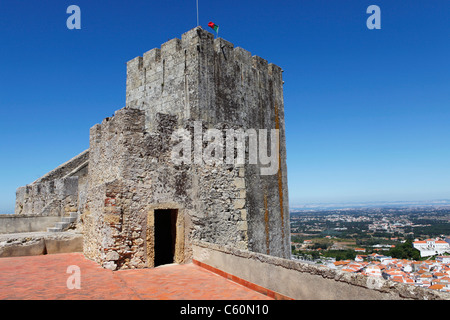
left=47, top=212, right=79, bottom=232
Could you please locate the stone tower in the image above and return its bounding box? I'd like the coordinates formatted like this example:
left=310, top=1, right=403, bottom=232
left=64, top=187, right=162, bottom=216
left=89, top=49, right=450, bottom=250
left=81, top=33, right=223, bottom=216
left=17, top=27, right=290, bottom=270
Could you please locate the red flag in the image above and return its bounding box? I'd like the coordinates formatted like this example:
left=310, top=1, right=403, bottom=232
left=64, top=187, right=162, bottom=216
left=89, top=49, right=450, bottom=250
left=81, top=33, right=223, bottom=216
left=208, top=21, right=219, bottom=33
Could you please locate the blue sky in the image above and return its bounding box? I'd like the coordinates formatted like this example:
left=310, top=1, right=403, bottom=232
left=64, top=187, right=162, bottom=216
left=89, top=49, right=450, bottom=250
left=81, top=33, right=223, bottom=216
left=0, top=0, right=449, bottom=212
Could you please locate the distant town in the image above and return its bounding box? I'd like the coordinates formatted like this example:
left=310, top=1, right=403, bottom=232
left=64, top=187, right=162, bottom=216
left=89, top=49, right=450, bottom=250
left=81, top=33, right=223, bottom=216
left=290, top=205, right=450, bottom=292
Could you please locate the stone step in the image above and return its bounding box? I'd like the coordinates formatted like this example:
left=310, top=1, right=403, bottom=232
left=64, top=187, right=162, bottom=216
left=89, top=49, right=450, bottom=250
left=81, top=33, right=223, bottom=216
left=47, top=212, right=79, bottom=233
left=61, top=217, right=77, bottom=223
left=55, top=222, right=70, bottom=229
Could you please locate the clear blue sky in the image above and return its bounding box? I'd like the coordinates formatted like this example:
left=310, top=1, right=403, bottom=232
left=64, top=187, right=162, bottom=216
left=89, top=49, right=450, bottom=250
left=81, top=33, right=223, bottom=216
left=1, top=0, right=449, bottom=213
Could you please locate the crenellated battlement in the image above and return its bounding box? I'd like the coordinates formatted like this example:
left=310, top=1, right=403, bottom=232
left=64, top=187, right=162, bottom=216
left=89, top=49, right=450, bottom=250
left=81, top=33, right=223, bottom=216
left=126, top=27, right=284, bottom=131
left=127, top=27, right=282, bottom=83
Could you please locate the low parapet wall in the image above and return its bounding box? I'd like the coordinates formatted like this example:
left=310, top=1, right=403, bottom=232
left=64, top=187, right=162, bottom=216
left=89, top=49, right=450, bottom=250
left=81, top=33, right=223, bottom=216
left=0, top=215, right=61, bottom=234
left=192, top=241, right=450, bottom=300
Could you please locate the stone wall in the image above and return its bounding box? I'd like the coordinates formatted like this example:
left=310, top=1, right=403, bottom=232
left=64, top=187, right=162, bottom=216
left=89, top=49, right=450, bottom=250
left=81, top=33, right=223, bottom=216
left=0, top=215, right=61, bottom=234
left=15, top=150, right=89, bottom=218
left=82, top=108, right=249, bottom=270
left=125, top=27, right=290, bottom=259
left=15, top=177, right=79, bottom=217
left=193, top=241, right=450, bottom=300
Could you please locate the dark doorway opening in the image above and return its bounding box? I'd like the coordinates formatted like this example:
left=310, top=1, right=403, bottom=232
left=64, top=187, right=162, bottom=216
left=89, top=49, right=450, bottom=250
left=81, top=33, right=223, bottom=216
left=154, top=209, right=178, bottom=267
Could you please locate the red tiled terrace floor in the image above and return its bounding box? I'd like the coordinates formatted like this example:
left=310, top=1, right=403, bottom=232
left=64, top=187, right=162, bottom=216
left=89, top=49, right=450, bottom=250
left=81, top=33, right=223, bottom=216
left=0, top=253, right=272, bottom=300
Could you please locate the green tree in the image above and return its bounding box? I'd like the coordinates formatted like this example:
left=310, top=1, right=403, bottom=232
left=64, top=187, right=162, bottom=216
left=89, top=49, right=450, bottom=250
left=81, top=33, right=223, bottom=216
left=310, top=251, right=320, bottom=260
left=386, top=240, right=420, bottom=260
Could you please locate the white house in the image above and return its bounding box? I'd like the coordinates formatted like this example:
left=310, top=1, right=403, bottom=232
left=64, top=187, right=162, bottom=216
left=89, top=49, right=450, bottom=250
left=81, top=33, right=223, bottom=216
left=402, top=264, right=413, bottom=273
left=380, top=257, right=394, bottom=265
left=413, top=239, right=450, bottom=257
left=365, top=265, right=382, bottom=277
left=437, top=256, right=450, bottom=264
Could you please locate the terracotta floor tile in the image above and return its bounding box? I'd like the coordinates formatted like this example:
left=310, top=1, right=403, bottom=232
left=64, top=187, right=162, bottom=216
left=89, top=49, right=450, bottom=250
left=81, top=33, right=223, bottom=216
left=0, top=253, right=272, bottom=300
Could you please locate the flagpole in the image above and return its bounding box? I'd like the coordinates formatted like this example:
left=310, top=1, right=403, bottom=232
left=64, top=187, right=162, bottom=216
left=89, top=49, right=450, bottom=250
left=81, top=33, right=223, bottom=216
left=196, top=0, right=199, bottom=26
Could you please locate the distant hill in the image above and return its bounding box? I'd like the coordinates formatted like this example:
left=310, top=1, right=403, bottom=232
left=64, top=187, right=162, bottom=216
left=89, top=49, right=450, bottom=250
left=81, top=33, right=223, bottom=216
left=290, top=199, right=450, bottom=211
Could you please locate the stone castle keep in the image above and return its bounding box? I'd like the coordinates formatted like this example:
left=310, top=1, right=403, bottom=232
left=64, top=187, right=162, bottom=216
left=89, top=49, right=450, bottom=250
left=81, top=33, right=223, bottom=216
left=15, top=27, right=290, bottom=270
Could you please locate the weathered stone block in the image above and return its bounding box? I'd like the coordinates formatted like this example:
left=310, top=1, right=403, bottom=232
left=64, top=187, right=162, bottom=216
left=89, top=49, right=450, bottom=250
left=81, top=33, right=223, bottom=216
left=234, top=199, right=246, bottom=210
left=104, top=214, right=121, bottom=225
left=233, top=178, right=245, bottom=189
left=105, top=251, right=120, bottom=261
